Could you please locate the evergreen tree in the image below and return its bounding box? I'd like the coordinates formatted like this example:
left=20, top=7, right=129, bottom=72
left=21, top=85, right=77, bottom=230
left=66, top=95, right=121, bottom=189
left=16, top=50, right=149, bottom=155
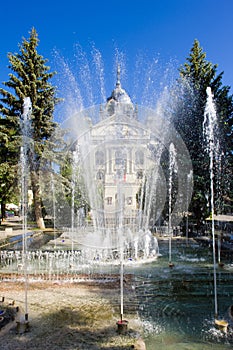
left=172, top=39, right=233, bottom=230
left=0, top=28, right=62, bottom=228
left=0, top=115, right=19, bottom=219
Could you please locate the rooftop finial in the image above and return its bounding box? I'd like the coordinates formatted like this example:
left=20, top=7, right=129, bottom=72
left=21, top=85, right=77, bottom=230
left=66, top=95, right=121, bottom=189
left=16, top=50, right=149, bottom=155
left=116, top=64, right=121, bottom=87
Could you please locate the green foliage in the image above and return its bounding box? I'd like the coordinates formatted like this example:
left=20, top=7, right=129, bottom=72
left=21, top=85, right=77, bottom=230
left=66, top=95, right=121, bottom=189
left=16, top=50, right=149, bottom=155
left=172, top=39, right=233, bottom=229
left=60, top=151, right=90, bottom=211
left=0, top=111, right=20, bottom=217
left=0, top=28, right=64, bottom=226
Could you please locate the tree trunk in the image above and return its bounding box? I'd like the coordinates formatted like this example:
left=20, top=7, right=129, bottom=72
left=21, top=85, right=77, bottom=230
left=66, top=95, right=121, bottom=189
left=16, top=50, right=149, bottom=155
left=0, top=201, right=6, bottom=221
left=31, top=170, right=45, bottom=229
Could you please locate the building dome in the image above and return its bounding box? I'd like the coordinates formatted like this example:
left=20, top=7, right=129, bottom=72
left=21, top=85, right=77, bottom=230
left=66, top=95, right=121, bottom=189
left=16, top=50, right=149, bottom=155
left=107, top=65, right=132, bottom=104
left=108, top=84, right=132, bottom=104
left=104, top=65, right=136, bottom=119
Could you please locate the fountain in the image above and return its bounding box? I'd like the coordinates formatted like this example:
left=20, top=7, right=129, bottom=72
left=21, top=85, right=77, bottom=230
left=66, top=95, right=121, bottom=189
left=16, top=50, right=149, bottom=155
left=203, top=87, right=228, bottom=332
left=185, top=170, right=193, bottom=246
left=34, top=66, right=192, bottom=270
left=168, top=143, right=177, bottom=268
left=42, top=65, right=192, bottom=334
left=18, top=96, right=32, bottom=332
left=2, top=53, right=232, bottom=348
left=1, top=65, right=192, bottom=267
left=50, top=173, right=57, bottom=248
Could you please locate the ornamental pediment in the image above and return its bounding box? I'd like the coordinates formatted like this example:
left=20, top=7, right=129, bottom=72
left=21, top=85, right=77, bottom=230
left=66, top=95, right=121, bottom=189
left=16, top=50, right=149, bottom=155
left=91, top=115, right=151, bottom=140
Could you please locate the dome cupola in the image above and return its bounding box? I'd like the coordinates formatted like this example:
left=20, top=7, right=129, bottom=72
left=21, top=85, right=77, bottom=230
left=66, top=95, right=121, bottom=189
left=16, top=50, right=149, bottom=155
left=107, top=65, right=132, bottom=104
left=104, top=65, right=136, bottom=119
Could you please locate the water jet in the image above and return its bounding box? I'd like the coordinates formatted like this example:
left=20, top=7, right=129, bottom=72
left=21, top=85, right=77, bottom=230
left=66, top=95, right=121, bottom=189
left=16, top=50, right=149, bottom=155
left=203, top=87, right=229, bottom=332
left=20, top=96, right=32, bottom=331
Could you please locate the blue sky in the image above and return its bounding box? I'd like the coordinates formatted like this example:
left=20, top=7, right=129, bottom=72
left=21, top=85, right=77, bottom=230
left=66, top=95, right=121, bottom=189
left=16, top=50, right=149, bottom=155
left=1, top=0, right=233, bottom=114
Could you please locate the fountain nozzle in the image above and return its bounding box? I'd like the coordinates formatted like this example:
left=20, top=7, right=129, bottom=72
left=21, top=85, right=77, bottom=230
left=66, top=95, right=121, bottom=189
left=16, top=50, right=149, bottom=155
left=215, top=318, right=228, bottom=333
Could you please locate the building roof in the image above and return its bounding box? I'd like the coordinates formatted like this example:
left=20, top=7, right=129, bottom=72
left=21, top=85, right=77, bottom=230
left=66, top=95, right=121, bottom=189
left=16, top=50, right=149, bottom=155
left=107, top=65, right=132, bottom=105
left=107, top=65, right=133, bottom=108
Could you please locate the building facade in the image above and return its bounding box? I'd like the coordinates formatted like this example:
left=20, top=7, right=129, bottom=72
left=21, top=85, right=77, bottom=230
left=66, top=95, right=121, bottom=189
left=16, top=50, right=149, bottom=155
left=79, top=67, right=158, bottom=230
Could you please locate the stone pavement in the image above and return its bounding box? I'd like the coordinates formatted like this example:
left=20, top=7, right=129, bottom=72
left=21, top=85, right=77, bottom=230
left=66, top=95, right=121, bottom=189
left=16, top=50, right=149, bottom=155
left=0, top=216, right=25, bottom=240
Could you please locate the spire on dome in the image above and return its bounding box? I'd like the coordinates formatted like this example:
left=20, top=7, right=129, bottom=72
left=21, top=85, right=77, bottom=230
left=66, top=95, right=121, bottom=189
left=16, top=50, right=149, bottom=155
left=103, top=65, right=137, bottom=120
left=116, top=64, right=121, bottom=87
left=106, top=64, right=132, bottom=104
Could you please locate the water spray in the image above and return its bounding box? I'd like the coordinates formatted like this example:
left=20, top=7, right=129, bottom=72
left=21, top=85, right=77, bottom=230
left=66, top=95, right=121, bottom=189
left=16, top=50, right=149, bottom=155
left=203, top=87, right=228, bottom=332
left=20, top=96, right=32, bottom=331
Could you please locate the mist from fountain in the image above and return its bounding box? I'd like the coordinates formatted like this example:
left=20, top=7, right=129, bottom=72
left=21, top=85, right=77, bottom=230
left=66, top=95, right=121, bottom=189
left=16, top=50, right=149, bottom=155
left=0, top=52, right=193, bottom=277
left=28, top=51, right=193, bottom=272
left=62, top=109, right=166, bottom=263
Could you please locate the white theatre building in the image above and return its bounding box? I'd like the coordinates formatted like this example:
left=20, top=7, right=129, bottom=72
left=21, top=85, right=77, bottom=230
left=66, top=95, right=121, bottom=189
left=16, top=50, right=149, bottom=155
left=78, top=67, right=159, bottom=231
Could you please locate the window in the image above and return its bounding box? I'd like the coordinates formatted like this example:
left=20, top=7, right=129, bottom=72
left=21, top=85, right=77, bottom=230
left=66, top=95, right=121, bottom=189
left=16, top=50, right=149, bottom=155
left=115, top=149, right=127, bottom=166
left=115, top=150, right=123, bottom=165
left=95, top=151, right=104, bottom=166
left=135, top=150, right=144, bottom=165
left=126, top=197, right=132, bottom=205
left=106, top=197, right=112, bottom=205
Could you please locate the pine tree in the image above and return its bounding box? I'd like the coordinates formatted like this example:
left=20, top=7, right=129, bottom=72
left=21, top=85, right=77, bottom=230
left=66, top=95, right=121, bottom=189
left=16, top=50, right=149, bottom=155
left=0, top=115, right=19, bottom=219
left=172, top=39, right=233, bottom=230
left=0, top=28, right=62, bottom=228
